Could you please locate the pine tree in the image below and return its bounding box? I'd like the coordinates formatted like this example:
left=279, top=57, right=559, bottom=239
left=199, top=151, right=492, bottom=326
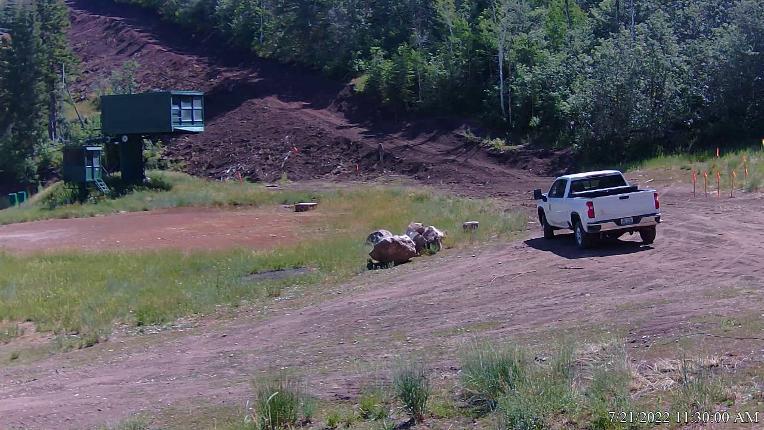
left=37, top=0, right=75, bottom=142
left=1, top=5, right=46, bottom=182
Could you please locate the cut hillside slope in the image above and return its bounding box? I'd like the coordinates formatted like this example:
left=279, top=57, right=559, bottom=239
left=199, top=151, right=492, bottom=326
left=67, top=0, right=570, bottom=196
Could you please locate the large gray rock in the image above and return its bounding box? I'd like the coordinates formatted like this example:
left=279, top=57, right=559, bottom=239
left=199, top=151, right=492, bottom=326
left=369, top=235, right=417, bottom=264
left=405, top=222, right=425, bottom=237
left=365, top=229, right=393, bottom=246
left=422, top=226, right=445, bottom=252
left=410, top=232, right=428, bottom=254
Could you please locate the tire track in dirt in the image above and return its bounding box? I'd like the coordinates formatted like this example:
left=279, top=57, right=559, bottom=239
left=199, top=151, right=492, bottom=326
left=1, top=188, right=762, bottom=429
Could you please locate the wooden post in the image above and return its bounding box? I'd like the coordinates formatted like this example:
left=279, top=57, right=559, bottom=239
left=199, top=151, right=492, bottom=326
left=691, top=169, right=696, bottom=197
left=703, top=171, right=708, bottom=198
left=716, top=171, right=721, bottom=198
left=731, top=170, right=736, bottom=198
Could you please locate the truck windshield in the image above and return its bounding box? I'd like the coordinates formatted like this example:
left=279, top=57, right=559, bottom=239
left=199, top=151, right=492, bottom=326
left=570, top=174, right=627, bottom=194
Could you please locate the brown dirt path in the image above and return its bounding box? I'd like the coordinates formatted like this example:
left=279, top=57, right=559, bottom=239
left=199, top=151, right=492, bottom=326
left=2, top=187, right=763, bottom=429
left=0, top=206, right=319, bottom=253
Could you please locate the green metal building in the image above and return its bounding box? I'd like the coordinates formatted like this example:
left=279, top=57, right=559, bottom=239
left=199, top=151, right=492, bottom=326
left=99, top=91, right=205, bottom=185
left=101, top=91, right=205, bottom=135
left=62, top=145, right=109, bottom=193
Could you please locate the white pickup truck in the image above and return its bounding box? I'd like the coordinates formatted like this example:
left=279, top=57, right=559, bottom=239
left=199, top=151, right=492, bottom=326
left=533, top=170, right=661, bottom=249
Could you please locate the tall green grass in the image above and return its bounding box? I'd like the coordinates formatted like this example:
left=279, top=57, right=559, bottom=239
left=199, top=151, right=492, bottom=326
left=0, top=183, right=525, bottom=342
left=462, top=342, right=627, bottom=429
left=252, top=374, right=308, bottom=430
left=459, top=341, right=733, bottom=430
left=0, top=171, right=318, bottom=225
left=460, top=342, right=527, bottom=411
left=624, top=147, right=764, bottom=191
left=393, top=359, right=431, bottom=422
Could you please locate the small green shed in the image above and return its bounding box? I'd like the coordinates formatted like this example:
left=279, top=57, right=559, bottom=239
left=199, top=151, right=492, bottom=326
left=62, top=145, right=104, bottom=183
left=100, top=91, right=205, bottom=136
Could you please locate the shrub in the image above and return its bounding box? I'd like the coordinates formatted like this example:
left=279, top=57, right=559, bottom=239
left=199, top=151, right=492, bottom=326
left=253, top=374, right=301, bottom=429
left=498, top=369, right=578, bottom=430
left=745, top=173, right=762, bottom=192
left=326, top=410, right=341, bottom=428
left=670, top=360, right=731, bottom=415
left=393, top=360, right=431, bottom=422
left=497, top=347, right=578, bottom=430
left=583, top=349, right=635, bottom=430
left=102, top=417, right=150, bottom=430
left=460, top=342, right=527, bottom=411
left=301, top=395, right=316, bottom=423
left=358, top=389, right=387, bottom=420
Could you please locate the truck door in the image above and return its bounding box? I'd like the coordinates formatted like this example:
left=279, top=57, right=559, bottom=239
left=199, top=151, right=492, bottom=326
left=546, top=179, right=568, bottom=227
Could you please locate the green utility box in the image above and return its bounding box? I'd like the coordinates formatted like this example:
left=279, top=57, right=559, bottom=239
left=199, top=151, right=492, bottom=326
left=63, top=146, right=104, bottom=183
left=6, top=191, right=27, bottom=206
left=100, top=91, right=205, bottom=136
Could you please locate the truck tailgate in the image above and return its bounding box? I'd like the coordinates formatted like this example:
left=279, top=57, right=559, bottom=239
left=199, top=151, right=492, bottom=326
left=592, top=191, right=656, bottom=220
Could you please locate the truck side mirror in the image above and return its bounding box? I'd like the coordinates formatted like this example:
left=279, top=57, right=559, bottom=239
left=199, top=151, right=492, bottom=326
left=533, top=189, right=544, bottom=201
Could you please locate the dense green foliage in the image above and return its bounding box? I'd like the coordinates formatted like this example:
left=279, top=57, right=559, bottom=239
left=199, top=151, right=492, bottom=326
left=0, top=0, right=74, bottom=186
left=116, top=0, right=762, bottom=162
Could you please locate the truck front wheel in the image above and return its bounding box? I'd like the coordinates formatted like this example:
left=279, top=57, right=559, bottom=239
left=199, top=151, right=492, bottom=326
left=539, top=211, right=555, bottom=239
left=639, top=226, right=656, bottom=244
left=574, top=220, right=592, bottom=249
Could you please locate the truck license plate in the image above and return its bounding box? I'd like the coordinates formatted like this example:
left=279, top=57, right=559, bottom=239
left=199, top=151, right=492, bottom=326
left=620, top=217, right=634, bottom=225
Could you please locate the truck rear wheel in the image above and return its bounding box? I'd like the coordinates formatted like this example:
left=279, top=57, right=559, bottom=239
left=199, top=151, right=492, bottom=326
left=574, top=220, right=592, bottom=249
left=539, top=211, right=555, bottom=239
left=640, top=226, right=656, bottom=244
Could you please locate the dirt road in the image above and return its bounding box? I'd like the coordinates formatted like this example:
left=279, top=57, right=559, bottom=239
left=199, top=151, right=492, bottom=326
left=2, top=187, right=762, bottom=429
left=0, top=206, right=319, bottom=253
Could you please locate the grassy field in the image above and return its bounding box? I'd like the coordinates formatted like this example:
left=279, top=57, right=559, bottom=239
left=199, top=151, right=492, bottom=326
left=625, top=147, right=764, bottom=192
left=0, top=176, right=525, bottom=348
left=0, top=171, right=321, bottom=225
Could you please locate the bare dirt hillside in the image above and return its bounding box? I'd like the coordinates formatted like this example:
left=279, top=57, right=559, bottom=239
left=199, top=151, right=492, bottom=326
left=2, top=186, right=763, bottom=429
left=67, top=0, right=569, bottom=196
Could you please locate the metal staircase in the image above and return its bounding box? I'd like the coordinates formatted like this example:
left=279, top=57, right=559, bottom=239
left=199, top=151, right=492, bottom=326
left=94, top=178, right=110, bottom=194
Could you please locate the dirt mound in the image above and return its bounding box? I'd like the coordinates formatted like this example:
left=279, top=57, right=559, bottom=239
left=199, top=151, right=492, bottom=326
left=67, top=0, right=568, bottom=193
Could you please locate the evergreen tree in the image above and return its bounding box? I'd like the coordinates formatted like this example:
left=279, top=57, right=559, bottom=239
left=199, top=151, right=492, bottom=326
left=0, top=0, right=74, bottom=185
left=36, top=0, right=75, bottom=142
left=0, top=6, right=46, bottom=183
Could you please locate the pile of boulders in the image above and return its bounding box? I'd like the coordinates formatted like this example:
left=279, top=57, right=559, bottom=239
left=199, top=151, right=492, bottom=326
left=366, top=222, right=446, bottom=267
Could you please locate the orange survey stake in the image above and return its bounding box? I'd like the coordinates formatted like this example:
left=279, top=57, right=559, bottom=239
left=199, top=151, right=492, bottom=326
left=731, top=170, right=737, bottom=197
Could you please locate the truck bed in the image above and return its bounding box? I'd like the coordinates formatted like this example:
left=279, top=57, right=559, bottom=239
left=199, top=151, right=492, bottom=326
left=570, top=185, right=639, bottom=198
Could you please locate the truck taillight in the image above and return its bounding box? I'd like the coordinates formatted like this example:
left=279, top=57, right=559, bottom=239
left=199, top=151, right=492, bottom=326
left=586, top=201, right=595, bottom=219
left=654, top=192, right=660, bottom=210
